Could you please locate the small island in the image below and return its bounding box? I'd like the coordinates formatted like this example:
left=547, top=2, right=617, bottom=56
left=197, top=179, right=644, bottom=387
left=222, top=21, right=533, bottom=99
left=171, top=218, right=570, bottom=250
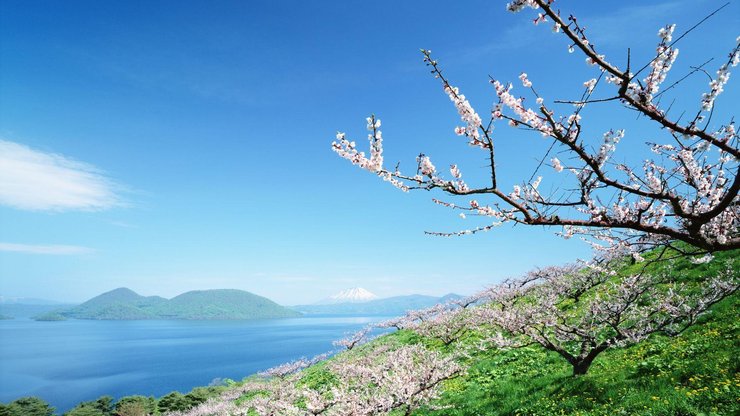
left=32, top=312, right=67, bottom=321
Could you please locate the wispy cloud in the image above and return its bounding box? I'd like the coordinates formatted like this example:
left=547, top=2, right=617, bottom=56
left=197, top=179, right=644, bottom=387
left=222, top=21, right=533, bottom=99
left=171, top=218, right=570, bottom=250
left=0, top=242, right=95, bottom=255
left=109, top=221, right=138, bottom=229
left=447, top=0, right=693, bottom=66
left=0, top=139, right=122, bottom=211
left=583, top=0, right=691, bottom=45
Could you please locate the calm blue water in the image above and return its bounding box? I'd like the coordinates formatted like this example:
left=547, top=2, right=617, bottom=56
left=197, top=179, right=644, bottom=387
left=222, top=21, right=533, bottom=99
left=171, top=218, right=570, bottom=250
left=0, top=316, right=385, bottom=412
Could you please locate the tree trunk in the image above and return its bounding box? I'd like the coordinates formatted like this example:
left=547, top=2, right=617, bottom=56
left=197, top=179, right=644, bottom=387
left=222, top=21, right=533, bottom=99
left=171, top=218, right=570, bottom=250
left=570, top=341, right=613, bottom=376
left=572, top=359, right=593, bottom=376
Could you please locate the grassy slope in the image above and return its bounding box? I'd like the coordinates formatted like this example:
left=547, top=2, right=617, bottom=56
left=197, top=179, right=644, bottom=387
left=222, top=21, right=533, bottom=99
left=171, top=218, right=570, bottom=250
left=413, top=296, right=738, bottom=416
left=408, top=249, right=740, bottom=416
left=284, top=249, right=738, bottom=416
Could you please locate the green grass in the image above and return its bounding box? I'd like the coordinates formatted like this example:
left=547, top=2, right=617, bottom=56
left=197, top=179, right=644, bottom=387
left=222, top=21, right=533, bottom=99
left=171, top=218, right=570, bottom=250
left=213, top=248, right=739, bottom=415
left=402, top=249, right=740, bottom=416
left=409, top=295, right=738, bottom=415
left=225, top=248, right=737, bottom=415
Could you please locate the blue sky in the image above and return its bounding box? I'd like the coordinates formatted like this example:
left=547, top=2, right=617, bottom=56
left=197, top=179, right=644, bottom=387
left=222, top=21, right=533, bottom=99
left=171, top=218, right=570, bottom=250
left=1, top=0, right=737, bottom=304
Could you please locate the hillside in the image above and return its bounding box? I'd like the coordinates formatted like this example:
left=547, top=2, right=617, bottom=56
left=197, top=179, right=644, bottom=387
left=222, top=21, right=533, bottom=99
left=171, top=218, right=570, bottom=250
left=293, top=293, right=462, bottom=315
left=158, top=289, right=301, bottom=320
left=372, top=251, right=740, bottom=415
left=414, top=298, right=739, bottom=415
left=166, top=248, right=738, bottom=415
left=57, top=288, right=301, bottom=320
left=62, top=288, right=166, bottom=320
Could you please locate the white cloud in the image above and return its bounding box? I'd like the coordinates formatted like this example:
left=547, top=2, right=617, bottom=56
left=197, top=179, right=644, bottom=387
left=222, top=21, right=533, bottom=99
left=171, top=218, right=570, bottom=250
left=0, top=242, right=95, bottom=255
left=582, top=1, right=689, bottom=45
left=0, top=139, right=121, bottom=211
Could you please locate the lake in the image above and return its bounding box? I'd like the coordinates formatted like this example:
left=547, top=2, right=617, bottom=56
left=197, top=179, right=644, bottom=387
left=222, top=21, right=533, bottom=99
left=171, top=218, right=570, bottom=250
left=0, top=315, right=386, bottom=412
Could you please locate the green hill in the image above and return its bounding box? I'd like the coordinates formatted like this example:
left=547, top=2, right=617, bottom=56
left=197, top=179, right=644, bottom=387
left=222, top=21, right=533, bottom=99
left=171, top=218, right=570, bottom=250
left=157, top=289, right=301, bottom=320
left=62, top=288, right=165, bottom=320
left=58, top=288, right=300, bottom=320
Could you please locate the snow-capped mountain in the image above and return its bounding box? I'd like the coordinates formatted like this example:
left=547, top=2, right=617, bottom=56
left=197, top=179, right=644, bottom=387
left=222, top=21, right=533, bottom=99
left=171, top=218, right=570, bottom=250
left=316, top=287, right=379, bottom=304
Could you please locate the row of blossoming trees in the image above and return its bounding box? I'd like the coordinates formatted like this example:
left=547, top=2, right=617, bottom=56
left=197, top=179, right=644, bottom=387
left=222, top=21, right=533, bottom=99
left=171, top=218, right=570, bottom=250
left=170, top=343, right=461, bottom=415
left=176, top=0, right=737, bottom=414
left=171, top=254, right=736, bottom=415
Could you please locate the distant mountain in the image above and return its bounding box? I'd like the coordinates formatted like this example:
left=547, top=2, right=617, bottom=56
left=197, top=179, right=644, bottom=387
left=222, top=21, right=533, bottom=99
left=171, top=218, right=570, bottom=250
left=0, top=296, right=70, bottom=318
left=0, top=303, right=76, bottom=319
left=316, top=287, right=379, bottom=304
left=0, top=296, right=66, bottom=305
left=63, top=287, right=167, bottom=319
left=293, top=293, right=463, bottom=316
left=56, top=288, right=301, bottom=320
left=160, top=289, right=300, bottom=320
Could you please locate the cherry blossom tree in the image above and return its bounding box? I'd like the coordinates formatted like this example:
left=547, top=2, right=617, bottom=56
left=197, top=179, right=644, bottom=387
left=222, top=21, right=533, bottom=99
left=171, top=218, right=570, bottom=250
left=332, top=326, right=373, bottom=351
left=332, top=0, right=739, bottom=258
left=258, top=353, right=331, bottom=379
left=376, top=303, right=473, bottom=347
left=170, top=344, right=461, bottom=416
left=367, top=256, right=737, bottom=376
left=465, top=260, right=736, bottom=375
